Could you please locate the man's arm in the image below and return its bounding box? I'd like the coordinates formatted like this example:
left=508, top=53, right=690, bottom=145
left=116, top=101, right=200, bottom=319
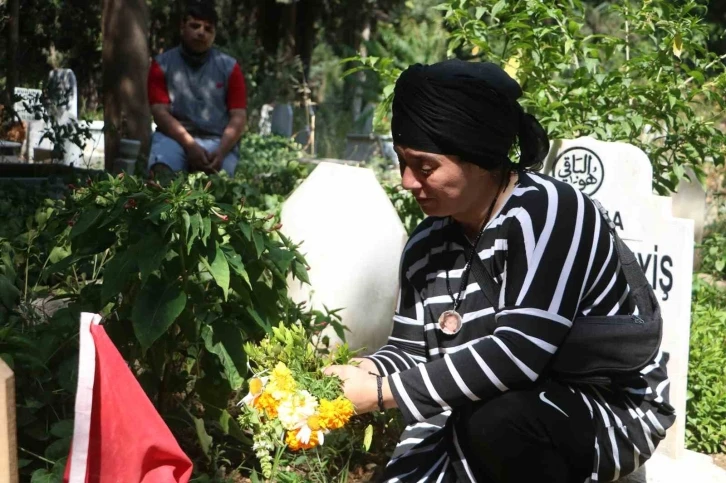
left=151, top=104, right=210, bottom=169
left=151, top=104, right=195, bottom=150
left=209, top=62, right=248, bottom=172
left=209, top=108, right=247, bottom=170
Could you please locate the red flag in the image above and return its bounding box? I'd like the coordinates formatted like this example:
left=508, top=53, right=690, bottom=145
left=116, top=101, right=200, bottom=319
left=64, top=313, right=193, bottom=483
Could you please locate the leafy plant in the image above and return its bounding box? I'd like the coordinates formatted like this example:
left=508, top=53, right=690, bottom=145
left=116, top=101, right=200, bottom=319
left=233, top=134, right=312, bottom=211
left=686, top=276, right=726, bottom=454
left=383, top=183, right=424, bottom=235
left=0, top=170, right=318, bottom=476
left=698, top=230, right=726, bottom=277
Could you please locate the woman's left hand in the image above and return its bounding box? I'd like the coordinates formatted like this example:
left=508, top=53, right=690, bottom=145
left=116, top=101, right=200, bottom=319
left=323, top=364, right=383, bottom=414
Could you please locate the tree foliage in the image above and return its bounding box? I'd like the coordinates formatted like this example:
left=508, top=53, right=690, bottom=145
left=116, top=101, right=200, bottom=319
left=355, top=0, right=726, bottom=193
left=443, top=0, right=726, bottom=192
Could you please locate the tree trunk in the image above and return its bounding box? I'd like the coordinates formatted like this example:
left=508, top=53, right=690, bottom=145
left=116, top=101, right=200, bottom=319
left=5, top=0, right=19, bottom=108
left=351, top=20, right=371, bottom=123
left=295, top=0, right=320, bottom=78
left=102, top=0, right=151, bottom=172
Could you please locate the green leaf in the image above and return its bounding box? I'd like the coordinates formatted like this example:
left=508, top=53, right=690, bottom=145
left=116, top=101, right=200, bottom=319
left=292, top=262, right=310, bottom=285
left=48, top=246, right=71, bottom=264
left=181, top=210, right=191, bottom=241
left=131, top=275, right=187, bottom=352
left=201, top=217, right=212, bottom=246
left=46, top=253, right=85, bottom=275
left=673, top=32, right=683, bottom=59
left=202, top=323, right=245, bottom=390
left=70, top=207, right=104, bottom=239
left=0, top=274, right=20, bottom=309
left=251, top=230, right=265, bottom=258
left=201, top=244, right=230, bottom=300
left=188, top=213, right=202, bottom=253
left=133, top=234, right=167, bottom=284
left=223, top=248, right=251, bottom=288
left=238, top=221, right=252, bottom=241
left=491, top=0, right=506, bottom=18
left=193, top=416, right=213, bottom=460
left=246, top=306, right=269, bottom=331
left=218, top=410, right=252, bottom=445
left=101, top=249, right=137, bottom=303
left=716, top=259, right=725, bottom=272
left=363, top=423, right=373, bottom=451
left=50, top=419, right=74, bottom=439
left=45, top=436, right=71, bottom=461
left=31, top=469, right=56, bottom=483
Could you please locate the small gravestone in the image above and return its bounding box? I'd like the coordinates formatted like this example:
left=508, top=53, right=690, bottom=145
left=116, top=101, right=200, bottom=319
left=47, top=69, right=78, bottom=120
left=280, top=162, right=408, bottom=353
left=544, top=137, right=694, bottom=460
left=47, top=69, right=83, bottom=166
left=270, top=103, right=293, bottom=138
left=258, top=103, right=274, bottom=136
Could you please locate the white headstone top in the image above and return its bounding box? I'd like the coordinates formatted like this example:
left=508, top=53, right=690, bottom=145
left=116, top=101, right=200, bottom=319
left=280, top=162, right=408, bottom=353
left=47, top=69, right=78, bottom=121
left=544, top=137, right=694, bottom=460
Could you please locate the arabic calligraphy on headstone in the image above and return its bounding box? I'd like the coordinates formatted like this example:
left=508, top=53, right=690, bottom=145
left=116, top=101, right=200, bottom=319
left=552, top=146, right=604, bottom=195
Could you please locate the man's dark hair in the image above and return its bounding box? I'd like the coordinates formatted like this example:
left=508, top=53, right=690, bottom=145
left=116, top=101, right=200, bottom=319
left=184, top=1, right=218, bottom=26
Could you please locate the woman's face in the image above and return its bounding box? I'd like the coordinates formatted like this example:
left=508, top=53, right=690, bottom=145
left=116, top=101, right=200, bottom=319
left=396, top=145, right=488, bottom=218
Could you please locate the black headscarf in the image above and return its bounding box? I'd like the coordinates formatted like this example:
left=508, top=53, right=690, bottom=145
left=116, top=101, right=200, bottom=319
left=391, top=59, right=549, bottom=171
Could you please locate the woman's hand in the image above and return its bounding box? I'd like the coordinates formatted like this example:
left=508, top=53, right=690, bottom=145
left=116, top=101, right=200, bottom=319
left=323, top=364, right=395, bottom=414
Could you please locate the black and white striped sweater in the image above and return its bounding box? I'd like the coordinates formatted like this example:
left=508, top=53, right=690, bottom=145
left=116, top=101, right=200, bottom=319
left=364, top=171, right=675, bottom=482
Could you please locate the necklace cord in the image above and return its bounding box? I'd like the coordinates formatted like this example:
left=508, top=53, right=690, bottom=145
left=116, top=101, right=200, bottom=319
left=445, top=173, right=510, bottom=310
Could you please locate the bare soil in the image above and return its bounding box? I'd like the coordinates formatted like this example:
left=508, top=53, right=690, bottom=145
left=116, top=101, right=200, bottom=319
left=713, top=453, right=726, bottom=471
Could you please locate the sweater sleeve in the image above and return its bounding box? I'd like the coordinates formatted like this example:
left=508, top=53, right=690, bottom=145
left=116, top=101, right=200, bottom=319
left=362, top=259, right=427, bottom=376
left=388, top=178, right=610, bottom=424
left=148, top=60, right=170, bottom=105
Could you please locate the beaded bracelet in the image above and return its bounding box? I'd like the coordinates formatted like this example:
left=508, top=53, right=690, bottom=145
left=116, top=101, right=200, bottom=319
left=368, top=371, right=385, bottom=412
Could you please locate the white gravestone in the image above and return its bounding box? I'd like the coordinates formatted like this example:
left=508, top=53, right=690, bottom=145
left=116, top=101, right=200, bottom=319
left=280, top=162, right=408, bottom=353
left=270, top=103, right=293, bottom=138
left=47, top=69, right=83, bottom=166
left=544, top=137, right=694, bottom=460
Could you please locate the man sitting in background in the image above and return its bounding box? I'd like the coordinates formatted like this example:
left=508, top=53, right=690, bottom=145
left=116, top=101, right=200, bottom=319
left=147, top=0, right=247, bottom=176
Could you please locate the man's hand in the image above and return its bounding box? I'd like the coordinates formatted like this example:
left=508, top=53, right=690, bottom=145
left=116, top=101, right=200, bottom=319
left=185, top=143, right=210, bottom=171
left=207, top=149, right=227, bottom=173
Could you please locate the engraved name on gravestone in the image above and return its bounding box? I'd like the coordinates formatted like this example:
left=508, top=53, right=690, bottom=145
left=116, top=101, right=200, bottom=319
left=12, top=87, right=43, bottom=123
left=544, top=136, right=694, bottom=460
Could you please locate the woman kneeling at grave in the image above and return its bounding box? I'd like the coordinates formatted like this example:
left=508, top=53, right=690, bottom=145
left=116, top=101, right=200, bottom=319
left=324, top=59, right=675, bottom=483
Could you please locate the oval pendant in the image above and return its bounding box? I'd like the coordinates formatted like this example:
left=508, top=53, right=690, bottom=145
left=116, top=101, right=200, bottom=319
left=438, top=310, right=463, bottom=335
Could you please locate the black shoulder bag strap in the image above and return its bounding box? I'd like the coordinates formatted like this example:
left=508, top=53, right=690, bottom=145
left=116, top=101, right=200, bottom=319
left=469, top=199, right=656, bottom=317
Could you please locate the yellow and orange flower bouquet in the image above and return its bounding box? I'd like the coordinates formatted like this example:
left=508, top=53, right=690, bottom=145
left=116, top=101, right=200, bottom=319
left=238, top=323, right=356, bottom=479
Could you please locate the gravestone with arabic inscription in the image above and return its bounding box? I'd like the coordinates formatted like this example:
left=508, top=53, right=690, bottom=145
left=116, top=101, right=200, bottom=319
left=543, top=136, right=694, bottom=460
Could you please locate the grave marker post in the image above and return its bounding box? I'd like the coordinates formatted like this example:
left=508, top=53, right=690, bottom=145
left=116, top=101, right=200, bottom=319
left=0, top=359, right=18, bottom=483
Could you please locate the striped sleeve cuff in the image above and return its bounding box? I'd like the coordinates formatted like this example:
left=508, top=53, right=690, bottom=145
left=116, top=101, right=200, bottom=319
left=363, top=345, right=417, bottom=376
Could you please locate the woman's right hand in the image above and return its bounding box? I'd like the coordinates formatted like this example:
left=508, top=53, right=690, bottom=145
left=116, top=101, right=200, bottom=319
left=350, top=357, right=378, bottom=375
